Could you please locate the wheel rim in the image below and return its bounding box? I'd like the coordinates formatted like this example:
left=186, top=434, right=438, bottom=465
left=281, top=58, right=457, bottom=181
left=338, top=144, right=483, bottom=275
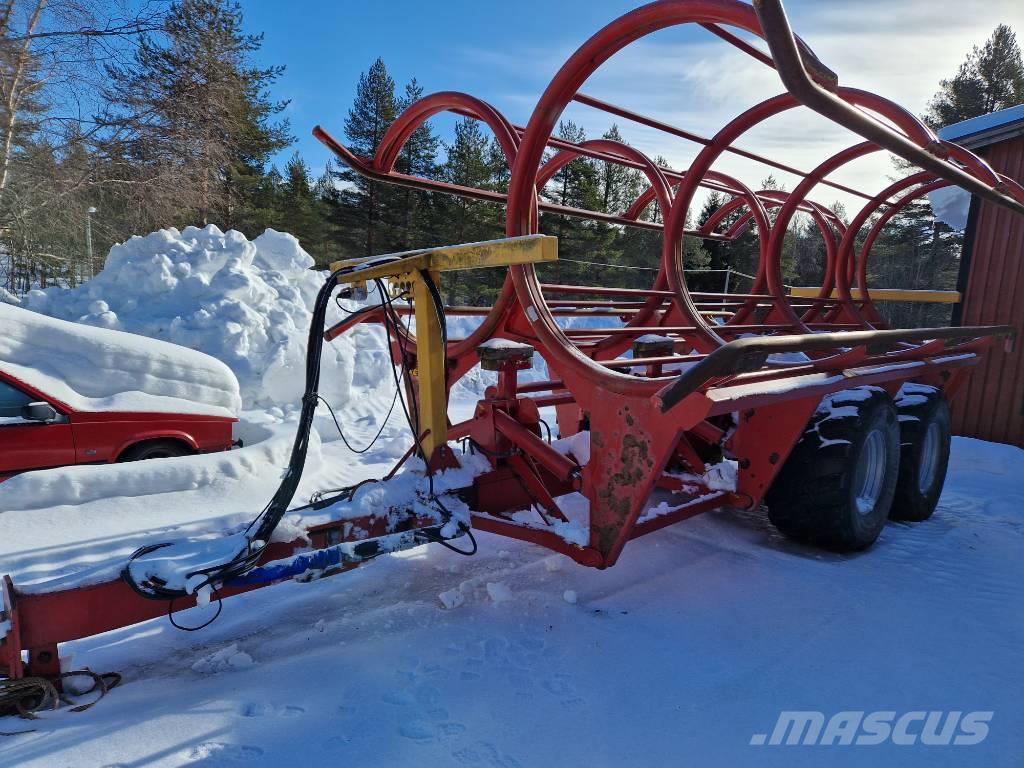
left=854, top=428, right=887, bottom=515
left=918, top=420, right=942, bottom=494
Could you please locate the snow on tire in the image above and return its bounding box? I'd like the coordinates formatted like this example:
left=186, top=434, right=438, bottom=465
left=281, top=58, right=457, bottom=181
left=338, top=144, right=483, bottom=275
left=765, top=387, right=900, bottom=552
left=891, top=383, right=951, bottom=522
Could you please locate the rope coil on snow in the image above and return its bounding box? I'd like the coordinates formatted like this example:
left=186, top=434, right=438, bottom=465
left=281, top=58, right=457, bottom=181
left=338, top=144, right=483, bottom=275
left=0, top=671, right=122, bottom=734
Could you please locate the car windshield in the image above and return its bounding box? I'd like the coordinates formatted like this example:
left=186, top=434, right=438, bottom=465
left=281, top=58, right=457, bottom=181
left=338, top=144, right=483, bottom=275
left=0, top=379, right=34, bottom=419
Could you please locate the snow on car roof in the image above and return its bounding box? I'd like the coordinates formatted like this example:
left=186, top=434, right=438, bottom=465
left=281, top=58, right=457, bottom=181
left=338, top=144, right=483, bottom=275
left=0, top=302, right=240, bottom=418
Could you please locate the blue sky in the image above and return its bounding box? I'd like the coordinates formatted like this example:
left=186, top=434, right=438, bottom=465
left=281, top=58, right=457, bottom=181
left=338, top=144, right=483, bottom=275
left=242, top=0, right=1023, bottom=214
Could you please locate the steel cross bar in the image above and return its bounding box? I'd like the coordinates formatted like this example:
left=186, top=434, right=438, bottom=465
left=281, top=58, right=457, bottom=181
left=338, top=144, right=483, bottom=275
left=457, top=108, right=839, bottom=217
left=655, top=325, right=1016, bottom=413
left=571, top=91, right=892, bottom=205
left=313, top=126, right=731, bottom=240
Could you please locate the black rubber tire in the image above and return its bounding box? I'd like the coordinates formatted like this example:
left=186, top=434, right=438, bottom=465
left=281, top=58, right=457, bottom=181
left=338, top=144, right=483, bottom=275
left=765, top=387, right=900, bottom=552
left=118, top=439, right=192, bottom=462
left=890, top=384, right=951, bottom=522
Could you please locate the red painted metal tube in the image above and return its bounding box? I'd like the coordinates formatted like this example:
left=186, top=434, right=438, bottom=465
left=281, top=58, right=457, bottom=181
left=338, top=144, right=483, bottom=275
left=763, top=142, right=877, bottom=329
left=753, top=0, right=1024, bottom=217
left=540, top=284, right=675, bottom=297
left=469, top=514, right=604, bottom=567
left=463, top=107, right=843, bottom=216
left=628, top=493, right=729, bottom=539
left=493, top=410, right=581, bottom=484
left=843, top=179, right=949, bottom=328
left=571, top=90, right=885, bottom=204
left=316, top=126, right=722, bottom=235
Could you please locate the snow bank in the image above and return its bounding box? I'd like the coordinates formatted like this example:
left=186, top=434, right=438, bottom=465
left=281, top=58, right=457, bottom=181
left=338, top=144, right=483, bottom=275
left=0, top=302, right=240, bottom=417
left=23, top=225, right=378, bottom=411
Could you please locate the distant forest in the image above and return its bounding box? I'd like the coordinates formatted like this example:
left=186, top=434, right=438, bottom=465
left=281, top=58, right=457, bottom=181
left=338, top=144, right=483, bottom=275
left=1, top=0, right=1021, bottom=327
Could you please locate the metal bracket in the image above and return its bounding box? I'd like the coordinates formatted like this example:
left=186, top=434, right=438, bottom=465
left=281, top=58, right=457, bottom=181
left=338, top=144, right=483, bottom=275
left=328, top=236, right=558, bottom=460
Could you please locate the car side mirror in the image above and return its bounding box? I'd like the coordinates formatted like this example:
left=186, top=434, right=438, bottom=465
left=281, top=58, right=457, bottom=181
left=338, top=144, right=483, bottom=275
left=21, top=402, right=58, bottom=423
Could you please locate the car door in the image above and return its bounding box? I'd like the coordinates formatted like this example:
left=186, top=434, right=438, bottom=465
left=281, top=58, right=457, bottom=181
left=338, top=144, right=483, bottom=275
left=0, top=378, right=76, bottom=476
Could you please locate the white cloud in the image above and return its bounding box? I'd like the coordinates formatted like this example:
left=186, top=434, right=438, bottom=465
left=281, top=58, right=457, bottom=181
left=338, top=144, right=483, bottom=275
left=447, top=0, right=1023, bottom=216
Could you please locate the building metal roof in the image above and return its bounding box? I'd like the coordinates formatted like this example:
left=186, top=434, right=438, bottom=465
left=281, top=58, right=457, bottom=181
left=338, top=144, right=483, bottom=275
left=938, top=104, right=1024, bottom=149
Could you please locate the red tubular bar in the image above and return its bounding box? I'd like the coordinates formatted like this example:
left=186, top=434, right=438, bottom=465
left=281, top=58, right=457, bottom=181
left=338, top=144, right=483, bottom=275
left=753, top=0, right=1024, bottom=217
left=572, top=91, right=892, bottom=205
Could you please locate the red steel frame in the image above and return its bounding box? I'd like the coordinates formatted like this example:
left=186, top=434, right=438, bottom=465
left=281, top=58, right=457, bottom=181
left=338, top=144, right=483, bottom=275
left=3, top=0, right=1021, bottom=683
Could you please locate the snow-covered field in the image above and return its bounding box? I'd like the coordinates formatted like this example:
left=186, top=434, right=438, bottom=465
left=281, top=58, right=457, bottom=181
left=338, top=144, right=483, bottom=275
left=2, top=227, right=1022, bottom=766
left=1, top=437, right=1021, bottom=767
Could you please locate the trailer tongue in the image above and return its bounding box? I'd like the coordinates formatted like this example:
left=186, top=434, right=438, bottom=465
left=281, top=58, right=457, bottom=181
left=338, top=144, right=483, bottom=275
left=3, top=0, right=1021, bottom=693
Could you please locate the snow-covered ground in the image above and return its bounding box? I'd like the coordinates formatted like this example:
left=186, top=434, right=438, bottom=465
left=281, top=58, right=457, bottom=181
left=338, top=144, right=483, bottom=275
left=1, top=436, right=1021, bottom=766
left=2, top=227, right=1021, bottom=765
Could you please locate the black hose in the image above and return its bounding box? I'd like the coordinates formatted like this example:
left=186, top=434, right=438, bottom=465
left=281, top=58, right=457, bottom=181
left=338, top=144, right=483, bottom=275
left=123, top=261, right=399, bottom=600
left=122, top=256, right=463, bottom=602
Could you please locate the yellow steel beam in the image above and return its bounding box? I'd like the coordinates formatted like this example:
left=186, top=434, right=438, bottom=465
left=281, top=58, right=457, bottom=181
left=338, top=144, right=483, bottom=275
left=328, top=234, right=557, bottom=280
left=788, top=287, right=961, bottom=304
left=412, top=270, right=448, bottom=460
left=328, top=235, right=558, bottom=461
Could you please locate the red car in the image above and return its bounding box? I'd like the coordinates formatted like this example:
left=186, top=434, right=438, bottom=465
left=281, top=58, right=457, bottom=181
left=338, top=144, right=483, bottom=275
left=0, top=368, right=236, bottom=481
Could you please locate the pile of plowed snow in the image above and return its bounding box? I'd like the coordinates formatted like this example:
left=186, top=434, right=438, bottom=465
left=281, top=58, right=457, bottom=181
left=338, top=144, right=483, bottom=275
left=0, top=303, right=240, bottom=417
left=24, top=226, right=381, bottom=411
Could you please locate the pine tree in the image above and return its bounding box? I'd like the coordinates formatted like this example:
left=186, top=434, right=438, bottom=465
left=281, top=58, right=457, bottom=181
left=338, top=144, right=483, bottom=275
left=278, top=152, right=317, bottom=244
left=925, top=24, right=1024, bottom=127
left=598, top=124, right=643, bottom=215
left=341, top=57, right=398, bottom=255
left=392, top=78, right=439, bottom=249
left=540, top=120, right=606, bottom=286
left=103, top=0, right=290, bottom=231
left=308, top=159, right=348, bottom=267
left=549, top=120, right=600, bottom=211
left=438, top=117, right=503, bottom=303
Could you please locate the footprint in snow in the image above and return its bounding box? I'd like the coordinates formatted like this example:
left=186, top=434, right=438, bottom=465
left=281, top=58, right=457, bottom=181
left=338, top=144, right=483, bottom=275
left=382, top=689, right=417, bottom=705
left=239, top=702, right=269, bottom=718
left=186, top=742, right=264, bottom=762
left=322, top=735, right=353, bottom=751
left=439, top=722, right=467, bottom=736
left=400, top=720, right=436, bottom=742
left=415, top=684, right=441, bottom=707
left=400, top=719, right=467, bottom=743
left=483, top=637, right=509, bottom=660
left=451, top=741, right=523, bottom=768
left=239, top=702, right=305, bottom=718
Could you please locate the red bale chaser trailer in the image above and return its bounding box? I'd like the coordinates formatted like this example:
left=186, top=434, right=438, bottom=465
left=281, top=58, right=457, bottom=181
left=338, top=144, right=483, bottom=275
left=2, top=0, right=1021, bottom=691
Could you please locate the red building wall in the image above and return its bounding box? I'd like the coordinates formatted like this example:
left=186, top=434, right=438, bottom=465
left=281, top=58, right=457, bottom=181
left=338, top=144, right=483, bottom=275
left=952, top=135, right=1024, bottom=447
